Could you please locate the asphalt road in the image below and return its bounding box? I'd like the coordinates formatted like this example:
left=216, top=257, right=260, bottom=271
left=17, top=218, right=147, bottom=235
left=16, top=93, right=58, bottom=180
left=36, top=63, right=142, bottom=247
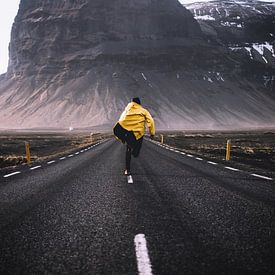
left=0, top=139, right=274, bottom=274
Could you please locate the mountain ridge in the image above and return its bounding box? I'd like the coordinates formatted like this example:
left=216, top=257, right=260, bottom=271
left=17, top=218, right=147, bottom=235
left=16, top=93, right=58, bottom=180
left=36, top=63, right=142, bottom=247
left=0, top=0, right=275, bottom=130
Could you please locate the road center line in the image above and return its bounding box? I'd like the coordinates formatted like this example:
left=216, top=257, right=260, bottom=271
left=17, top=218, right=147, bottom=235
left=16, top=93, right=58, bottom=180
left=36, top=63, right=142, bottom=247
left=47, top=160, right=56, bottom=164
left=3, top=171, right=21, bottom=178
left=60, top=157, right=66, bottom=160
left=134, top=234, right=153, bottom=275
left=225, top=166, right=239, bottom=171
left=68, top=154, right=74, bottom=157
left=196, top=157, right=203, bottom=161
left=208, top=161, right=217, bottom=165
left=187, top=154, right=194, bottom=157
left=127, top=175, right=134, bottom=184
left=251, top=173, right=273, bottom=181
left=30, top=165, right=41, bottom=170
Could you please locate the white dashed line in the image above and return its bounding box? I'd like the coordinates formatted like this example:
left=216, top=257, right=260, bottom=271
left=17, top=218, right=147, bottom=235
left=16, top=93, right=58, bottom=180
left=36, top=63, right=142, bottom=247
left=208, top=161, right=218, bottom=165
left=47, top=160, right=56, bottom=164
left=134, top=234, right=153, bottom=275
left=141, top=73, right=147, bottom=81
left=152, top=140, right=274, bottom=182
left=75, top=152, right=79, bottom=155
left=30, top=165, right=41, bottom=170
left=127, top=175, right=134, bottom=184
left=60, top=157, right=66, bottom=160
left=251, top=174, right=273, bottom=181
left=68, top=154, right=74, bottom=158
left=80, top=150, right=84, bottom=153
left=225, top=166, right=239, bottom=171
left=3, top=171, right=21, bottom=178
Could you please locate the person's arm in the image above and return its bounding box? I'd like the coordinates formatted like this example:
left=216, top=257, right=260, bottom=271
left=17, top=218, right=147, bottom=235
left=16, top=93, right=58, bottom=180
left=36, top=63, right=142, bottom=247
left=145, top=110, right=155, bottom=137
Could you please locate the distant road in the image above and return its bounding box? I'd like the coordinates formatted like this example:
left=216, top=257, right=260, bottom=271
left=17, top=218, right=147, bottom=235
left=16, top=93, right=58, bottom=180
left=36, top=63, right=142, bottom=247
left=0, top=139, right=274, bottom=274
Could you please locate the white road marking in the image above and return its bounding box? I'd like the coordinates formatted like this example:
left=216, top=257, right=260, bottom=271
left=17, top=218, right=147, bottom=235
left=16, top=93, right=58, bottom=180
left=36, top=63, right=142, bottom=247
left=152, top=140, right=274, bottom=181
left=251, top=173, right=273, bottom=181
left=134, top=234, right=153, bottom=275
left=127, top=175, right=134, bottom=184
left=68, top=154, right=74, bottom=157
left=225, top=166, right=239, bottom=171
left=80, top=150, right=84, bottom=153
left=60, top=157, right=66, bottom=160
left=47, top=160, right=56, bottom=164
left=30, top=165, right=41, bottom=170
left=75, top=152, right=79, bottom=155
left=208, top=161, right=217, bottom=165
left=141, top=73, right=147, bottom=81
left=3, top=171, right=21, bottom=178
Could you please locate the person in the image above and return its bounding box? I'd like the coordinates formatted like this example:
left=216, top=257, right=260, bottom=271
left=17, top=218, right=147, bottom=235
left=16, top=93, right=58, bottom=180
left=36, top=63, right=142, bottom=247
left=113, top=97, right=155, bottom=175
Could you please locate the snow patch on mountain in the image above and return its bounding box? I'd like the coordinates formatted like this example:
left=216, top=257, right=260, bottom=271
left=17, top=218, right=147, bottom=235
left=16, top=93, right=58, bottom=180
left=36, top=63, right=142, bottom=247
left=195, top=14, right=215, bottom=20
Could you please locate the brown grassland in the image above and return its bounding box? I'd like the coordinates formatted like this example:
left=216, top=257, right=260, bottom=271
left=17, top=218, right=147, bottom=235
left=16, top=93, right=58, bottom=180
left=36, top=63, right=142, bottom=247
left=0, top=132, right=110, bottom=171
left=154, top=131, right=275, bottom=178
left=0, top=131, right=274, bottom=178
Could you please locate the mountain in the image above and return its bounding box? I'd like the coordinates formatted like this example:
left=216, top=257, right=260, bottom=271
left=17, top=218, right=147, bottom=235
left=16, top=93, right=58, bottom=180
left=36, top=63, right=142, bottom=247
left=185, top=0, right=275, bottom=68
left=0, top=0, right=275, bottom=130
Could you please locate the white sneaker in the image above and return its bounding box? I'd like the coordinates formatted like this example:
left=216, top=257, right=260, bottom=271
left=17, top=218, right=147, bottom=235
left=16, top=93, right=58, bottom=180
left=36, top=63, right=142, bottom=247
left=124, top=169, right=131, bottom=175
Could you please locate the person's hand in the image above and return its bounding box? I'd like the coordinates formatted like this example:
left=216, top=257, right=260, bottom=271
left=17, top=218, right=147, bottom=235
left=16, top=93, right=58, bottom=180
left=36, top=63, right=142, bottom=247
left=150, top=135, right=154, bottom=140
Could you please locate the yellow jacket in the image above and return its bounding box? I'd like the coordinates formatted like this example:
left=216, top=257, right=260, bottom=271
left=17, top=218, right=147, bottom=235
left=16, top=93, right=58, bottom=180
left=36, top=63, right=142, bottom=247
left=119, top=102, right=155, bottom=140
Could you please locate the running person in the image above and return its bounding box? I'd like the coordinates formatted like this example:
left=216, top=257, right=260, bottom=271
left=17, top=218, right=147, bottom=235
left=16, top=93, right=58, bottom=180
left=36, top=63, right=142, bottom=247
left=113, top=97, right=155, bottom=175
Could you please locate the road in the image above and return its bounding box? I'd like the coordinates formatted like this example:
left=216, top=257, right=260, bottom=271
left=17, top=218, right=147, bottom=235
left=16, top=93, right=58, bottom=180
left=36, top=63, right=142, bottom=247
left=0, top=139, right=274, bottom=274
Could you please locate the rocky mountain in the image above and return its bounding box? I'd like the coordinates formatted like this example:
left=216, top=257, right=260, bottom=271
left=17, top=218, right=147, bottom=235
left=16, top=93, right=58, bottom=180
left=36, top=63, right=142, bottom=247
left=0, top=0, right=275, bottom=130
left=185, top=1, right=275, bottom=69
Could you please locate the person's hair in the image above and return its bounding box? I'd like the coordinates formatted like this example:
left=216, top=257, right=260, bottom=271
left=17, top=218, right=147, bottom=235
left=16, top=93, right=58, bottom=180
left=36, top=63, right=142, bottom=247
left=132, top=97, right=141, bottom=104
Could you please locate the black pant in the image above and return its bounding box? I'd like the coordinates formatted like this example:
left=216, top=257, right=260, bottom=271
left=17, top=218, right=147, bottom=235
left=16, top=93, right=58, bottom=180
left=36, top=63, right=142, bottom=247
left=126, top=137, right=143, bottom=171
left=113, top=123, right=143, bottom=171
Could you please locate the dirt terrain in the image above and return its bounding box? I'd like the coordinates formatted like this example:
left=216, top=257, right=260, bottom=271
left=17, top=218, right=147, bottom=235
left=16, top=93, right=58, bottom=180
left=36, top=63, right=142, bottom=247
left=0, top=132, right=109, bottom=171
left=1, top=130, right=274, bottom=178
left=154, top=131, right=275, bottom=177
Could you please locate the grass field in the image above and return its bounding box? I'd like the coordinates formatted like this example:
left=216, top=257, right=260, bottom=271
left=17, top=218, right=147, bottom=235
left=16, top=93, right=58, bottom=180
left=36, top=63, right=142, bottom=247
left=0, top=132, right=110, bottom=170
left=154, top=131, right=275, bottom=176
left=1, top=130, right=274, bottom=177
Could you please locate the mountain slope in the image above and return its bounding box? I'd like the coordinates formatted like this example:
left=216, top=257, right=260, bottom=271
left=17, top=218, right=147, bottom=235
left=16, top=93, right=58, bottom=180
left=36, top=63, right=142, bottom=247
left=0, top=0, right=275, bottom=130
left=185, top=1, right=275, bottom=67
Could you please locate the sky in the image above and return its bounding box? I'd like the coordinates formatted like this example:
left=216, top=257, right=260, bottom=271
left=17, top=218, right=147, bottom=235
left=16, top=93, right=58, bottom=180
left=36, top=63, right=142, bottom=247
left=0, top=0, right=274, bottom=74
left=0, top=0, right=20, bottom=74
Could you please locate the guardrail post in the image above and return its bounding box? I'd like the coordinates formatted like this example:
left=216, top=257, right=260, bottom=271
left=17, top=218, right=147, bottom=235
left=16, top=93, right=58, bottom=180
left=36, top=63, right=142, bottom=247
left=226, top=139, right=231, bottom=161
left=25, top=142, right=31, bottom=165
left=160, top=134, right=164, bottom=144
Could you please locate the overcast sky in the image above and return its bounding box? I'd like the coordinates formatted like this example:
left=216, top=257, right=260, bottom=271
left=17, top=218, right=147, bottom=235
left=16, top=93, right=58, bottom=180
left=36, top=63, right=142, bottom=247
left=0, top=0, right=274, bottom=74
